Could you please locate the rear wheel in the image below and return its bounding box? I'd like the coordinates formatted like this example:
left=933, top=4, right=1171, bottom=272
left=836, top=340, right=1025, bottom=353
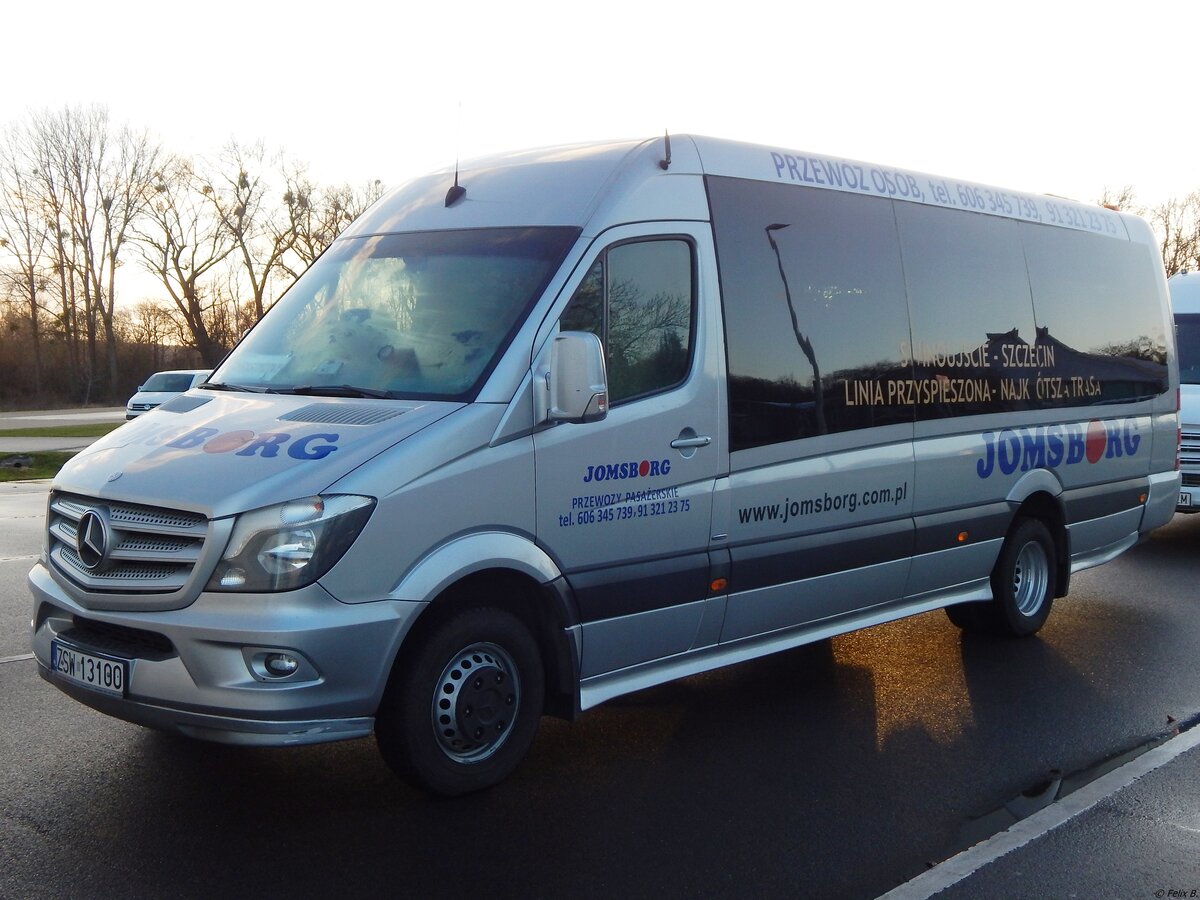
left=945, top=517, right=1056, bottom=637
left=992, top=518, right=1055, bottom=636
left=376, top=607, right=544, bottom=796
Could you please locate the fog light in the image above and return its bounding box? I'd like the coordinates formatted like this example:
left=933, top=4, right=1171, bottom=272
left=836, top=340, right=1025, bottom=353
left=264, top=653, right=300, bottom=677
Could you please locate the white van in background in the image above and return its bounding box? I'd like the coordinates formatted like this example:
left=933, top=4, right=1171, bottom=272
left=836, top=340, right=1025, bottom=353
left=1171, top=270, right=1200, bottom=511
left=30, top=136, right=1180, bottom=795
left=125, top=370, right=212, bottom=419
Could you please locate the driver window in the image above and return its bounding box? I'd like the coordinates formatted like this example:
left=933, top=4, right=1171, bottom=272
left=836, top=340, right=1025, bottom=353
left=560, top=239, right=694, bottom=404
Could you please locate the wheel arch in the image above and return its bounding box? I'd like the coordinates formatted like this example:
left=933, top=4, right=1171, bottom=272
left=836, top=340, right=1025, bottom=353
left=1006, top=483, right=1070, bottom=599
left=387, top=533, right=581, bottom=721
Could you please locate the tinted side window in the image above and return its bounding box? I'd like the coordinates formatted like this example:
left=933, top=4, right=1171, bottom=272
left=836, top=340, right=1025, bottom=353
left=1023, top=224, right=1168, bottom=403
left=1177, top=314, right=1200, bottom=386
left=896, top=203, right=1038, bottom=419
left=708, top=176, right=913, bottom=451
left=561, top=239, right=694, bottom=404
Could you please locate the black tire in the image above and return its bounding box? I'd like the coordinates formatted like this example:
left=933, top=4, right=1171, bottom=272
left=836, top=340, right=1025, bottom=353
left=989, top=518, right=1055, bottom=637
left=947, top=517, right=1056, bottom=636
left=375, top=607, right=544, bottom=796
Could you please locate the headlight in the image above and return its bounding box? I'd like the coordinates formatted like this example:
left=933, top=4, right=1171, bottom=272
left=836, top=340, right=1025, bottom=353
left=207, top=495, right=376, bottom=592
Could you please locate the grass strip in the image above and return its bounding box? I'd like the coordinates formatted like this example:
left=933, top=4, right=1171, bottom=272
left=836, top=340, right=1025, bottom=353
left=0, top=422, right=122, bottom=438
left=0, top=451, right=77, bottom=482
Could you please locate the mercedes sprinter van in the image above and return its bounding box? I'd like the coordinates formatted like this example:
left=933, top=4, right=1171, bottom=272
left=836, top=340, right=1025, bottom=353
left=30, top=135, right=1180, bottom=795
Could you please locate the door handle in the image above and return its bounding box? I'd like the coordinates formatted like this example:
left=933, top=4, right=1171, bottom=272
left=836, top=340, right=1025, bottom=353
left=670, top=435, right=712, bottom=449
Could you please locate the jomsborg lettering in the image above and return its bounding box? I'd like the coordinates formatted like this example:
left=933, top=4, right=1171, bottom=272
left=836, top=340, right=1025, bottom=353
left=161, top=427, right=340, bottom=460
left=976, top=420, right=1140, bottom=479
left=583, top=459, right=671, bottom=483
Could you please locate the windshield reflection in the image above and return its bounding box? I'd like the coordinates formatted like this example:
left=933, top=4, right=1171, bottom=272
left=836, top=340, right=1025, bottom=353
left=213, top=227, right=579, bottom=401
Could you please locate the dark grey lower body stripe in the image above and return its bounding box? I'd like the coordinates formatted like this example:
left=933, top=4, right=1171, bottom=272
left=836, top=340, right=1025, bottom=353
left=569, top=552, right=711, bottom=624
left=729, top=518, right=913, bottom=594
left=1063, top=477, right=1147, bottom=523
left=565, top=478, right=1143, bottom=627
left=913, top=503, right=1012, bottom=555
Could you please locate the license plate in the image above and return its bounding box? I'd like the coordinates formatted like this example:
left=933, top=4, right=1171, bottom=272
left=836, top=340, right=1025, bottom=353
left=1181, top=492, right=1193, bottom=508
left=50, top=641, right=128, bottom=697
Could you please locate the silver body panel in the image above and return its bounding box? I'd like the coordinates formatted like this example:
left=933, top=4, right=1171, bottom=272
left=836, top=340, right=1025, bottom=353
left=30, top=135, right=1180, bottom=745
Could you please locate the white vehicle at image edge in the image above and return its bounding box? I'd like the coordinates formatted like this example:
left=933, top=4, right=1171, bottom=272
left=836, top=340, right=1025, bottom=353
left=1170, top=270, right=1200, bottom=511
left=29, top=135, right=1181, bottom=796
left=125, top=369, right=211, bottom=419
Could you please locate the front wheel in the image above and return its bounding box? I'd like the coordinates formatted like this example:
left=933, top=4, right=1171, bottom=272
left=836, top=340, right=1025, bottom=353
left=376, top=607, right=544, bottom=796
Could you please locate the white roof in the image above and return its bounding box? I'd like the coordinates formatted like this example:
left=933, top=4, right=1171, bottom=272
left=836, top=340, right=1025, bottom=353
left=1169, top=271, right=1200, bottom=314
left=342, top=134, right=1145, bottom=245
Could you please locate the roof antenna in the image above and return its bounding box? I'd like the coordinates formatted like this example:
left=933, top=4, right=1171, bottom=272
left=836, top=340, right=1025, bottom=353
left=445, top=164, right=466, bottom=207
left=659, top=130, right=671, bottom=170
left=446, top=101, right=467, bottom=207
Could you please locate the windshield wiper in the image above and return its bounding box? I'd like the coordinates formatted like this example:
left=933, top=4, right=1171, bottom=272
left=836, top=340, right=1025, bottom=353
left=269, top=384, right=394, bottom=399
left=199, top=382, right=269, bottom=393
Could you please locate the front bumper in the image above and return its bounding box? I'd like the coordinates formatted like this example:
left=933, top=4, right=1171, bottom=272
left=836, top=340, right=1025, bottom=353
left=29, top=562, right=424, bottom=746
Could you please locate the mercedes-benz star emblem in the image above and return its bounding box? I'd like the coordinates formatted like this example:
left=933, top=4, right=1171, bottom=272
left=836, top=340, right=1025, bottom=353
left=76, top=510, right=110, bottom=572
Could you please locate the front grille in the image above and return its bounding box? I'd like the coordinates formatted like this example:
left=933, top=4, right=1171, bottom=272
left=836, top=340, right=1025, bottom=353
left=1181, top=431, right=1200, bottom=470
left=48, top=491, right=208, bottom=595
left=1182, top=474, right=1200, bottom=488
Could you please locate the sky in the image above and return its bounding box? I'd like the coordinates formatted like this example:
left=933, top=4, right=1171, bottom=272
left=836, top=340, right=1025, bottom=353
left=1, top=0, right=1197, bottom=304
left=3, top=0, right=1196, bottom=200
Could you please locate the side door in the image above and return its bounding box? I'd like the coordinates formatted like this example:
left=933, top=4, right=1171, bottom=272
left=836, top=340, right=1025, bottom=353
left=704, top=177, right=917, bottom=643
left=534, top=224, right=723, bottom=679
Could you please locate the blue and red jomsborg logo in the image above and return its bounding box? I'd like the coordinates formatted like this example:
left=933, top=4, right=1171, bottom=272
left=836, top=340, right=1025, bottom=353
left=132, top=424, right=341, bottom=460
left=976, top=419, right=1140, bottom=479
left=583, top=458, right=671, bottom=483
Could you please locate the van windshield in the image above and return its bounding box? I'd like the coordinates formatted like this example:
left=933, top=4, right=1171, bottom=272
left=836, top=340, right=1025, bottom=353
left=1178, top=314, right=1200, bottom=385
left=143, top=373, right=198, bottom=392
left=212, top=227, right=579, bottom=401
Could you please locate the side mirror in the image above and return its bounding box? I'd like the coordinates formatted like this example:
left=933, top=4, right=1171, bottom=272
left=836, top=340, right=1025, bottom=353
left=548, top=331, right=608, bottom=423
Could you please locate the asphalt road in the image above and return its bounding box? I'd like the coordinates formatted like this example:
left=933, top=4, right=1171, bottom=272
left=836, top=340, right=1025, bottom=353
left=0, top=407, right=127, bottom=453
left=2, top=480, right=1198, bottom=899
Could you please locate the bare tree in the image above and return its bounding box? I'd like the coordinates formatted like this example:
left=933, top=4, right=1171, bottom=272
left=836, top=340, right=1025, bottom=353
left=93, top=122, right=163, bottom=384
left=21, top=107, right=162, bottom=398
left=21, top=114, right=90, bottom=397
left=208, top=265, right=260, bottom=347
left=2, top=108, right=392, bottom=408
left=211, top=140, right=297, bottom=322
left=1100, top=186, right=1200, bottom=277
left=283, top=170, right=384, bottom=276
left=0, top=122, right=51, bottom=395
left=117, top=300, right=178, bottom=370
left=135, top=155, right=237, bottom=365
left=1147, top=192, right=1200, bottom=277
left=1098, top=185, right=1142, bottom=215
